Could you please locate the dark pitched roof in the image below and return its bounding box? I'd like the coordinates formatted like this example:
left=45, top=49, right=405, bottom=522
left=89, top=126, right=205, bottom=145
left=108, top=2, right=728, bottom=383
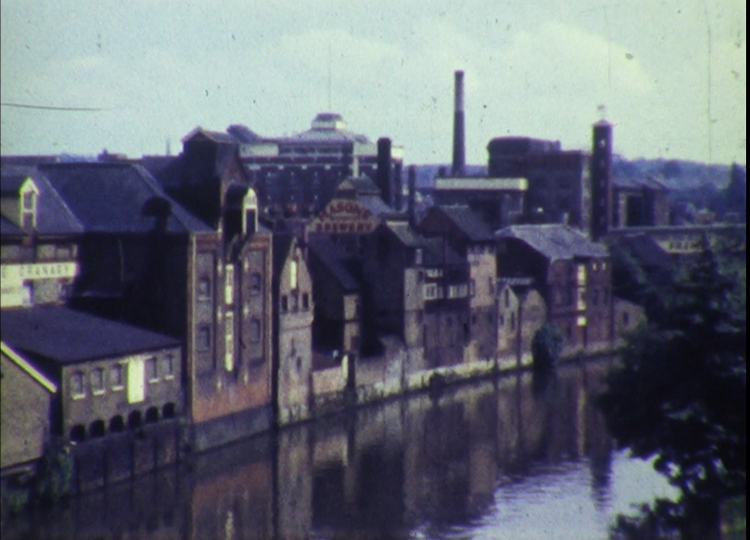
left=496, top=224, right=608, bottom=260
left=614, top=175, right=668, bottom=191
left=1, top=306, right=181, bottom=364
left=432, top=204, right=494, bottom=242
left=37, top=162, right=211, bottom=233
left=617, top=235, right=672, bottom=269
left=1, top=167, right=85, bottom=235
left=182, top=127, right=239, bottom=145
left=226, top=124, right=261, bottom=143
left=423, top=237, right=465, bottom=267
left=383, top=221, right=423, bottom=248
left=358, top=194, right=396, bottom=218
left=308, top=238, right=361, bottom=292
left=1, top=215, right=23, bottom=236
left=348, top=176, right=380, bottom=195
left=272, top=233, right=295, bottom=288
left=0, top=174, right=28, bottom=195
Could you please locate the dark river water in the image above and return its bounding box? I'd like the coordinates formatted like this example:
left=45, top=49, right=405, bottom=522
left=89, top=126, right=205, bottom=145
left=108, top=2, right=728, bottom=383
left=3, top=358, right=676, bottom=540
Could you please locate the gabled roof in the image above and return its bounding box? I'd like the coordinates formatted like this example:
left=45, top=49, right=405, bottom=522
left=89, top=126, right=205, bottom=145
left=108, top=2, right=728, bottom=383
left=614, top=175, right=668, bottom=191
left=308, top=237, right=361, bottom=292
left=182, top=126, right=239, bottom=145
left=496, top=224, right=608, bottom=261
left=226, top=124, right=261, bottom=143
left=617, top=234, right=673, bottom=269
left=1, top=342, right=58, bottom=393
left=0, top=174, right=29, bottom=195
left=1, top=215, right=23, bottom=236
left=428, top=204, right=494, bottom=242
left=1, top=307, right=181, bottom=364
left=37, top=162, right=211, bottom=233
left=383, top=221, right=423, bottom=248
left=272, top=233, right=295, bottom=288
left=423, top=237, right=465, bottom=267
left=1, top=166, right=85, bottom=235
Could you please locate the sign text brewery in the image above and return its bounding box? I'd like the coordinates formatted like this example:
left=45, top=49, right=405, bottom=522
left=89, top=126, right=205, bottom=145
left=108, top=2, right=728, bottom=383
left=310, top=200, right=377, bottom=234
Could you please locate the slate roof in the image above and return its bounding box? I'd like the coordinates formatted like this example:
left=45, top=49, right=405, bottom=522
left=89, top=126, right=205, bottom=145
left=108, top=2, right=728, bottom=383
left=0, top=174, right=28, bottom=195
left=1, top=306, right=181, bottom=364
left=384, top=221, right=423, bottom=248
left=1, top=167, right=85, bottom=235
left=358, top=194, right=396, bottom=218
left=617, top=235, right=672, bottom=269
left=431, top=204, right=494, bottom=242
left=37, top=162, right=211, bottom=233
left=496, top=224, right=608, bottom=261
left=614, top=175, right=668, bottom=191
left=1, top=215, right=23, bottom=236
left=423, top=237, right=465, bottom=267
left=308, top=238, right=361, bottom=292
left=182, top=126, right=239, bottom=145
left=226, top=124, right=261, bottom=143
left=348, top=176, right=380, bottom=195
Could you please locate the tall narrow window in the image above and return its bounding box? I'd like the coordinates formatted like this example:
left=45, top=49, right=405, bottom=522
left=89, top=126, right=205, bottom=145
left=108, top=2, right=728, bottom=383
left=250, top=273, right=262, bottom=295
left=289, top=260, right=298, bottom=290
left=111, top=364, right=124, bottom=389
left=71, top=372, right=85, bottom=398
left=91, top=368, right=105, bottom=395
left=198, top=277, right=211, bottom=301
left=250, top=319, right=261, bottom=343
left=163, top=354, right=175, bottom=379
left=225, top=265, right=234, bottom=305
left=225, top=312, right=235, bottom=372
left=197, top=326, right=211, bottom=351
left=577, top=264, right=587, bottom=285
left=146, top=357, right=158, bottom=382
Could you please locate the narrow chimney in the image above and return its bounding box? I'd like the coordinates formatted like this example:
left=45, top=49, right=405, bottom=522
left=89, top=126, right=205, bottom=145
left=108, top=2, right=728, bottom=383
left=377, top=137, right=392, bottom=207
left=451, top=70, right=466, bottom=176
left=408, top=165, right=417, bottom=228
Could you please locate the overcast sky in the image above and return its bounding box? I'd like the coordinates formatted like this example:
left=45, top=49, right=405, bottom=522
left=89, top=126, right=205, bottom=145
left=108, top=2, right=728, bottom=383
left=1, top=0, right=746, bottom=165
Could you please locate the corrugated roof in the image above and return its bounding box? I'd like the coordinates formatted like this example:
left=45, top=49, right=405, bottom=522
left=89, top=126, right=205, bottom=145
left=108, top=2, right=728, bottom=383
left=1, top=306, right=181, bottom=364
left=496, top=224, right=608, bottom=260
left=38, top=162, right=211, bottom=233
left=309, top=238, right=361, bottom=292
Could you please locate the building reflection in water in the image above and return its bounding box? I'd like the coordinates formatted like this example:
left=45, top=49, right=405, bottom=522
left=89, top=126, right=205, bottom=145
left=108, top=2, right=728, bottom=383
left=2, top=358, right=618, bottom=540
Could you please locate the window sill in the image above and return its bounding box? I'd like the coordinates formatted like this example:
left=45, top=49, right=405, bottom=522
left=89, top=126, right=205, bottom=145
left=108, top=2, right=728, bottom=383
left=112, top=385, right=124, bottom=392
left=71, top=394, right=86, bottom=401
left=92, top=389, right=106, bottom=396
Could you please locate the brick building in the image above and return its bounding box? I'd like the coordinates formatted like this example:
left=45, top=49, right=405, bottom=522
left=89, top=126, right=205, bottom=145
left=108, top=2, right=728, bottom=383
left=417, top=205, right=498, bottom=360
left=612, top=175, right=670, bottom=228
left=272, top=234, right=314, bottom=425
left=495, top=224, right=612, bottom=349
left=228, top=113, right=404, bottom=216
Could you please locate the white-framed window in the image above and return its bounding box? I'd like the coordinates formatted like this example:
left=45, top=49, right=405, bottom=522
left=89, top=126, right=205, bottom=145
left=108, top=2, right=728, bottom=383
left=71, top=372, right=85, bottom=399
left=163, top=354, right=175, bottom=380
left=576, top=264, right=587, bottom=285
left=111, top=364, right=125, bottom=390
left=423, top=283, right=438, bottom=300
left=91, top=368, right=105, bottom=395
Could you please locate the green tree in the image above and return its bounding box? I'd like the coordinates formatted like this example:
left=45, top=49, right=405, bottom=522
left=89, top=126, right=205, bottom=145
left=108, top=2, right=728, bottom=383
left=531, top=323, right=564, bottom=370
left=599, top=240, right=746, bottom=539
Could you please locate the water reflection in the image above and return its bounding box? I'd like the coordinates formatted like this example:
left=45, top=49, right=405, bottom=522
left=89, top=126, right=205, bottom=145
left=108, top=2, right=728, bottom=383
left=2, top=357, right=674, bottom=540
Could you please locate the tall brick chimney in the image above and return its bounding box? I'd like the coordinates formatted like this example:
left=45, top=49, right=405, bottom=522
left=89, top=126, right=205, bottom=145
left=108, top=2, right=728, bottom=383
left=451, top=70, right=466, bottom=176
left=377, top=137, right=392, bottom=207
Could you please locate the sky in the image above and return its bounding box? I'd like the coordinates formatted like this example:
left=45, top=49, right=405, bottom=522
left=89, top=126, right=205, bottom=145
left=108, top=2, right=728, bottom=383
left=1, top=0, right=746, bottom=166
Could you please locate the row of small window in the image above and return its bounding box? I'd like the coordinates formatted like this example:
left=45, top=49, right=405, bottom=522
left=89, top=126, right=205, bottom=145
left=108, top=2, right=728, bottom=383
left=70, top=356, right=175, bottom=397
left=423, top=282, right=473, bottom=300
left=281, top=292, right=310, bottom=312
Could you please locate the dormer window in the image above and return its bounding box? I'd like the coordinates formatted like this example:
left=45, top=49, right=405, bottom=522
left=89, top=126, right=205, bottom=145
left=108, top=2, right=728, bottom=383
left=19, top=179, right=39, bottom=231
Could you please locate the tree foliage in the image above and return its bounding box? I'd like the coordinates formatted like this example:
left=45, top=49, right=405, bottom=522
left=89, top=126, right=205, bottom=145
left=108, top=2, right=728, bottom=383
left=600, top=239, right=746, bottom=538
left=531, top=323, right=564, bottom=370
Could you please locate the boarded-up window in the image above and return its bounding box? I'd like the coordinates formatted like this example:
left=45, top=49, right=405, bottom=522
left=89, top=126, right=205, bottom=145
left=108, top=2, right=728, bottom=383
left=127, top=359, right=145, bottom=404
left=289, top=260, right=298, bottom=290
left=225, top=312, right=234, bottom=372
left=225, top=265, right=234, bottom=305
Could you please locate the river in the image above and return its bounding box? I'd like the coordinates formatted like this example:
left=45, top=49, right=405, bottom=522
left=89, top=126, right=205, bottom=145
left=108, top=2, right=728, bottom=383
left=2, top=357, right=676, bottom=540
